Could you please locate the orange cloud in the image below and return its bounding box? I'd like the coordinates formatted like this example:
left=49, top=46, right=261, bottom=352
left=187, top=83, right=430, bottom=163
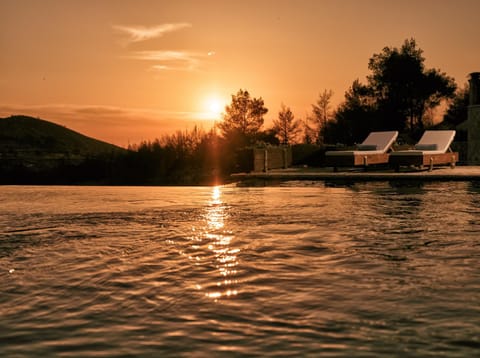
left=112, top=23, right=192, bottom=44
left=130, top=50, right=207, bottom=71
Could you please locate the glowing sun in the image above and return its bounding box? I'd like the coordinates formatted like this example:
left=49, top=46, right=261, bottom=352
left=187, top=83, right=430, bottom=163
left=205, top=97, right=225, bottom=119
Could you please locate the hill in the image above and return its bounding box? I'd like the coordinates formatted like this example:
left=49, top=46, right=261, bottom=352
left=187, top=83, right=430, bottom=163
left=0, top=115, right=124, bottom=157
left=0, top=115, right=128, bottom=184
left=0, top=115, right=227, bottom=185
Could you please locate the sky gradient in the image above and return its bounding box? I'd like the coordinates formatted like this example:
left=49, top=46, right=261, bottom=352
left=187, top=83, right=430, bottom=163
left=1, top=0, right=479, bottom=146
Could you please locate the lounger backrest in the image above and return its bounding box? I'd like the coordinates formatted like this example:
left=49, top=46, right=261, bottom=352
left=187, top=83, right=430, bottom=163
left=415, top=130, right=456, bottom=153
left=359, top=131, right=398, bottom=153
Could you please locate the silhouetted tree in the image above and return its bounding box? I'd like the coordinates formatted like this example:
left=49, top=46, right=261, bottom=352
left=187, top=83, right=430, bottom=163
left=323, top=80, right=377, bottom=145
left=443, top=83, right=469, bottom=126
left=311, top=89, right=334, bottom=144
left=301, top=115, right=316, bottom=144
left=324, top=38, right=457, bottom=144
left=368, top=38, right=456, bottom=136
left=272, top=103, right=302, bottom=145
left=218, top=89, right=268, bottom=146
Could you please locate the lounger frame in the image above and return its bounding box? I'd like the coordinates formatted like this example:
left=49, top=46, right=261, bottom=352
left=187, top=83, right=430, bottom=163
left=389, top=151, right=459, bottom=171
left=325, top=153, right=390, bottom=168
left=325, top=131, right=398, bottom=171
left=388, top=130, right=458, bottom=171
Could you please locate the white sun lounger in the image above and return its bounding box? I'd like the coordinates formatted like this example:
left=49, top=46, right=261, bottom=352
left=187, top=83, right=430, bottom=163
left=388, top=130, right=458, bottom=171
left=325, top=131, right=399, bottom=171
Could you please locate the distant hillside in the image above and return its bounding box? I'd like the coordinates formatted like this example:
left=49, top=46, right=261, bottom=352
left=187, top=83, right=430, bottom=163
left=0, top=115, right=129, bottom=184
left=0, top=115, right=124, bottom=156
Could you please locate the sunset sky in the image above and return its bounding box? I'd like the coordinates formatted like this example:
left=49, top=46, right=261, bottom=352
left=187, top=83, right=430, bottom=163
left=1, top=0, right=479, bottom=146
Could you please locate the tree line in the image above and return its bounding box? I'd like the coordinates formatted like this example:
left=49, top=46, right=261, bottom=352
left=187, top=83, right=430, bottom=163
left=219, top=38, right=465, bottom=148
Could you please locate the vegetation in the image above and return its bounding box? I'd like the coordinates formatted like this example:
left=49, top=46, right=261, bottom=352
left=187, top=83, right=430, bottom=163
left=442, top=83, right=470, bottom=127
left=1, top=38, right=470, bottom=184
left=323, top=38, right=457, bottom=144
left=0, top=117, right=227, bottom=185
left=310, top=89, right=334, bottom=144
left=272, top=104, right=301, bottom=145
left=217, top=89, right=268, bottom=147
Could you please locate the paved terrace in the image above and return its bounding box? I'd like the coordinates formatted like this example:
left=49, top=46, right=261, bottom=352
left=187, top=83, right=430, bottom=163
left=231, top=166, right=480, bottom=182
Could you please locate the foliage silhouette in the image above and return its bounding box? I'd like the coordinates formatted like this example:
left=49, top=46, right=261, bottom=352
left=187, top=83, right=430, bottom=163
left=324, top=38, right=457, bottom=145
left=218, top=89, right=268, bottom=147
left=272, top=103, right=302, bottom=145
left=311, top=89, right=334, bottom=144
left=443, top=83, right=469, bottom=127
left=369, top=38, right=456, bottom=136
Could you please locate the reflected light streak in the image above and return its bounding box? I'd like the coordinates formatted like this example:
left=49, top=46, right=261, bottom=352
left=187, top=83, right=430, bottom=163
left=211, top=186, right=221, bottom=205
left=202, top=186, right=240, bottom=301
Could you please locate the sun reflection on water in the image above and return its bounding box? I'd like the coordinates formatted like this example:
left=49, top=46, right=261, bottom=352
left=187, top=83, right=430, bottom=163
left=201, top=186, right=239, bottom=301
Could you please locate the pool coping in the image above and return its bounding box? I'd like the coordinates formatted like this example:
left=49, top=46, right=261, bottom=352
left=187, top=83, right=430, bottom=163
left=231, top=166, right=480, bottom=182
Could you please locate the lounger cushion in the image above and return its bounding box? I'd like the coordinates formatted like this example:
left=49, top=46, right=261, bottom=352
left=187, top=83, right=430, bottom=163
left=416, top=130, right=456, bottom=153
left=414, top=144, right=438, bottom=151
left=357, top=144, right=378, bottom=151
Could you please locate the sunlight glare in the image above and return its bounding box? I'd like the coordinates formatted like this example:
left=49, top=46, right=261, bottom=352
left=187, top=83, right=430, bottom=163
left=201, top=185, right=240, bottom=301
left=205, top=96, right=224, bottom=119
left=211, top=186, right=221, bottom=204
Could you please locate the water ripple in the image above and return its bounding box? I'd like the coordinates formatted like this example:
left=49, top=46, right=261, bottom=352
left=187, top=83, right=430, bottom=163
left=1, top=183, right=480, bottom=356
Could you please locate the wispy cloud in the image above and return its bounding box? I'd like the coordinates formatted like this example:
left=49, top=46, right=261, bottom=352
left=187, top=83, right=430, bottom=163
left=113, top=22, right=215, bottom=72
left=113, top=23, right=191, bottom=44
left=130, top=50, right=212, bottom=71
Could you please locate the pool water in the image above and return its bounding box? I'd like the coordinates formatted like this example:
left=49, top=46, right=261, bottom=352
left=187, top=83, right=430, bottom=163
left=1, top=182, right=479, bottom=356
